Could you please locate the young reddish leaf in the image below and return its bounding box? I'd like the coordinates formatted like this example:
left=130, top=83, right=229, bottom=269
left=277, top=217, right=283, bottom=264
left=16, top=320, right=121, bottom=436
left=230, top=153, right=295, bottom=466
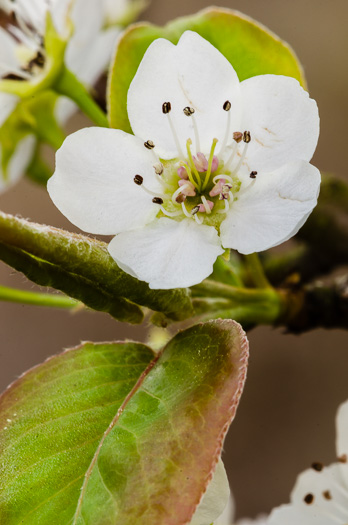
left=73, top=320, right=248, bottom=525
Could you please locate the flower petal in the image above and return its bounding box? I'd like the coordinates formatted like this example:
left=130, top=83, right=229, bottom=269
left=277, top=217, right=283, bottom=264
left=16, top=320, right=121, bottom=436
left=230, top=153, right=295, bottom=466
left=189, top=458, right=231, bottom=525
left=335, top=400, right=348, bottom=489
left=0, top=135, right=36, bottom=194
left=239, top=75, right=319, bottom=172
left=0, top=92, right=18, bottom=126
left=108, top=217, right=224, bottom=289
left=220, top=161, right=321, bottom=254
left=128, top=31, right=241, bottom=160
left=48, top=127, right=162, bottom=235
left=268, top=503, right=335, bottom=525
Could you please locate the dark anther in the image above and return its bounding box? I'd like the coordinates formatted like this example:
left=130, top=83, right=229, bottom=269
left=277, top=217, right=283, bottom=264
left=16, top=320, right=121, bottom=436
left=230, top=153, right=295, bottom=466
left=152, top=197, right=163, bottom=205
left=323, top=490, right=332, bottom=500
left=311, top=462, right=323, bottom=472
left=176, top=194, right=186, bottom=204
left=338, top=454, right=347, bottom=463
left=191, top=205, right=200, bottom=215
left=28, top=51, right=45, bottom=70
left=183, top=106, right=195, bottom=117
left=134, top=175, right=143, bottom=185
left=304, top=494, right=314, bottom=505
left=3, top=73, right=25, bottom=81
left=144, top=140, right=155, bottom=149
left=243, top=131, right=251, bottom=143
left=223, top=100, right=232, bottom=111
left=162, top=102, right=172, bottom=114
left=233, top=131, right=243, bottom=143
left=250, top=171, right=258, bottom=179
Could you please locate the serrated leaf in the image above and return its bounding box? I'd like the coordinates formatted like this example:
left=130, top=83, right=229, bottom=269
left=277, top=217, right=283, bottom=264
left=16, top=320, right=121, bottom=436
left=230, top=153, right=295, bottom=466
left=0, top=320, right=248, bottom=525
left=0, top=341, right=155, bottom=524
left=108, top=6, right=306, bottom=131
left=73, top=320, right=248, bottom=525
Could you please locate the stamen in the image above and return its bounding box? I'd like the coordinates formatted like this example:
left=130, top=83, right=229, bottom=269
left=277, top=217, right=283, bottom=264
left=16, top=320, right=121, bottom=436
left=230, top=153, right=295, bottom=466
left=233, top=131, right=243, bottom=143
left=134, top=174, right=165, bottom=198
left=219, top=184, right=233, bottom=200
left=152, top=197, right=163, bottom=204
left=183, top=106, right=200, bottom=152
left=144, top=140, right=155, bottom=150
left=250, top=171, right=258, bottom=179
left=217, top=198, right=230, bottom=214
left=219, top=100, right=232, bottom=156
left=223, top=141, right=238, bottom=171
left=194, top=214, right=203, bottom=225
left=201, top=195, right=213, bottom=214
left=243, top=131, right=251, bottom=143
left=186, top=139, right=201, bottom=189
left=162, top=102, right=185, bottom=158
left=202, top=138, right=218, bottom=190
left=181, top=201, right=192, bottom=218
left=171, top=183, right=195, bottom=204
left=212, top=174, right=233, bottom=184
left=191, top=205, right=200, bottom=216
left=160, top=206, right=182, bottom=217
left=154, top=163, right=164, bottom=175
left=304, top=494, right=314, bottom=505
left=234, top=136, right=251, bottom=175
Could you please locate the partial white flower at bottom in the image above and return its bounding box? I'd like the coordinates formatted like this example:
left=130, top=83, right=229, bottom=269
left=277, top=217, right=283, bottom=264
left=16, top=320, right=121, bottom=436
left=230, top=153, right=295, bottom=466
left=269, top=400, right=348, bottom=524
left=48, top=31, right=321, bottom=290
left=189, top=458, right=231, bottom=525
left=236, top=516, right=268, bottom=525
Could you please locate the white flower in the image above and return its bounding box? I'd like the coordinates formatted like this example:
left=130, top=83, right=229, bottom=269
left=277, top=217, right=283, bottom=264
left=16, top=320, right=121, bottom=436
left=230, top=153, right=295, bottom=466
left=48, top=31, right=320, bottom=290
left=268, top=400, right=348, bottom=524
left=236, top=516, right=268, bottom=525
left=190, top=458, right=231, bottom=525
left=0, top=0, right=132, bottom=193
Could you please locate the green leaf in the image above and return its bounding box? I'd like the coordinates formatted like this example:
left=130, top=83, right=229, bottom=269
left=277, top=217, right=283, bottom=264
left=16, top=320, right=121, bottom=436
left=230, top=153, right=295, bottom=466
left=0, top=341, right=155, bottom=524
left=108, top=6, right=306, bottom=131
left=0, top=211, right=193, bottom=323
left=0, top=320, right=248, bottom=525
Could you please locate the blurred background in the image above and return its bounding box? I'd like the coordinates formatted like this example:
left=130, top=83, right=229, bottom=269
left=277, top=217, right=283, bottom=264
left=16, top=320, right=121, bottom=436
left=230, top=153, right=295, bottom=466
left=1, top=0, right=348, bottom=520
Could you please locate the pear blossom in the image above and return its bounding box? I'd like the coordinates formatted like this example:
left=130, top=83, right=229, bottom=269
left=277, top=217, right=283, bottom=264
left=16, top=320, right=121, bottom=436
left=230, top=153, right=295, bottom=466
left=269, top=400, right=348, bottom=524
left=0, top=0, right=135, bottom=193
left=48, top=31, right=320, bottom=290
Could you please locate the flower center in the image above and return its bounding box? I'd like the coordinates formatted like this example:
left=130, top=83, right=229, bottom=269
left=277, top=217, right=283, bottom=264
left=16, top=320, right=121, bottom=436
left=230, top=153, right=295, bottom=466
left=134, top=100, right=258, bottom=229
left=0, top=4, right=46, bottom=81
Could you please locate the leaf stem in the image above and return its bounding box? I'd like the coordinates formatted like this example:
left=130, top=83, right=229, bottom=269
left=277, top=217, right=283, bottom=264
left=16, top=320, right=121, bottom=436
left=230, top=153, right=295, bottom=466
left=55, top=68, right=109, bottom=128
left=0, top=284, right=80, bottom=309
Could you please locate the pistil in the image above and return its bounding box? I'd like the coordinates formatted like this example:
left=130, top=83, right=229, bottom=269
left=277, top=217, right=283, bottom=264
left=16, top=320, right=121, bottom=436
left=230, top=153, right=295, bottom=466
left=202, top=138, right=218, bottom=190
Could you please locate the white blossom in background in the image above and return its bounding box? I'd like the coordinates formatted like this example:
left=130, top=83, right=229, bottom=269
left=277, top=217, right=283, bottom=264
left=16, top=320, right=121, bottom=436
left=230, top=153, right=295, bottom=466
left=189, top=458, right=231, bottom=525
left=0, top=0, right=135, bottom=193
left=236, top=516, right=268, bottom=525
left=49, top=31, right=320, bottom=290
left=268, top=400, right=348, bottom=524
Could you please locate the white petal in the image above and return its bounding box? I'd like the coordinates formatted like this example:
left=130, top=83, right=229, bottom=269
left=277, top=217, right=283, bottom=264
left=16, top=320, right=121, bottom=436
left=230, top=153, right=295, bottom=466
left=128, top=31, right=242, bottom=160
left=0, top=92, right=18, bottom=126
left=220, top=161, right=321, bottom=254
left=102, top=0, right=129, bottom=24
left=0, top=135, right=36, bottom=194
left=108, top=217, right=224, bottom=289
left=190, top=458, right=231, bottom=525
left=214, top=496, right=235, bottom=525
left=48, top=127, right=162, bottom=235
left=67, top=27, right=120, bottom=86
left=336, top=400, right=348, bottom=490
left=239, top=75, right=319, bottom=172
left=0, top=28, right=21, bottom=70
left=288, top=464, right=348, bottom=523
left=268, top=504, right=334, bottom=525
